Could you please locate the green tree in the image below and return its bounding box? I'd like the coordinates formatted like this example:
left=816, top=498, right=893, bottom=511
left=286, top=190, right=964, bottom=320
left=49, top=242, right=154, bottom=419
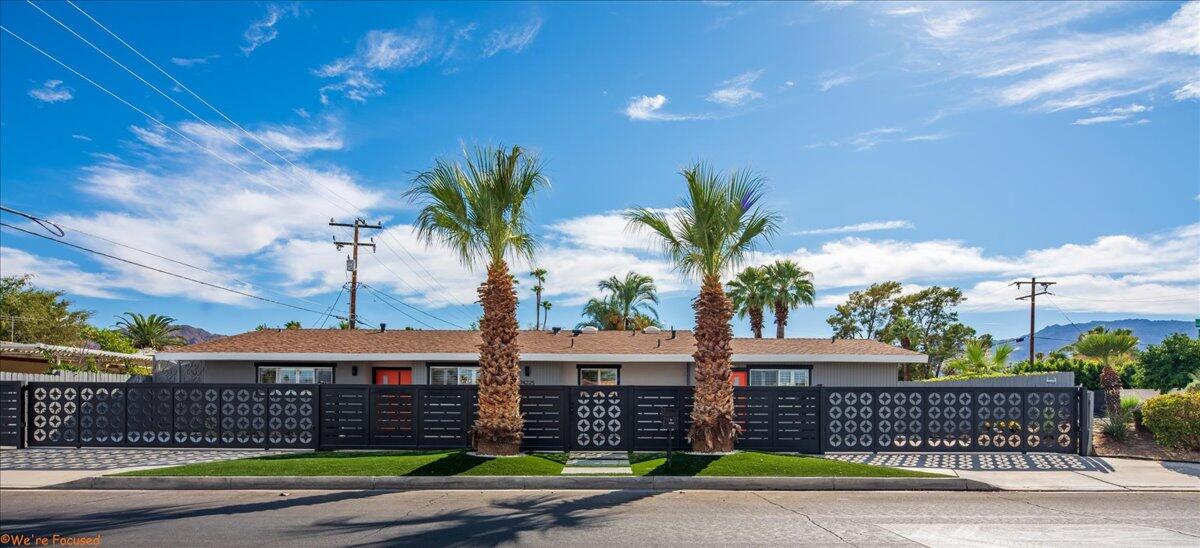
left=762, top=260, right=815, bottom=339
left=943, top=341, right=1014, bottom=376
left=1074, top=330, right=1140, bottom=414
left=578, top=272, right=659, bottom=331
left=893, top=286, right=969, bottom=377
left=115, top=313, right=185, bottom=350
left=284, top=320, right=302, bottom=330
left=826, top=281, right=902, bottom=340
left=0, top=274, right=92, bottom=345
left=541, top=300, right=552, bottom=328
left=1136, top=333, right=1200, bottom=393
left=81, top=325, right=137, bottom=354
left=880, top=316, right=922, bottom=380
left=530, top=268, right=547, bottom=330
left=627, top=162, right=779, bottom=452
left=407, top=144, right=548, bottom=456
left=726, top=266, right=770, bottom=338
left=1012, top=355, right=1105, bottom=390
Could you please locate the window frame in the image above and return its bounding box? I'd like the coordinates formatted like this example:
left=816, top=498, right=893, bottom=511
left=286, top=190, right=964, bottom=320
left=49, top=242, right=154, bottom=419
left=576, top=364, right=621, bottom=386
left=745, top=364, right=813, bottom=387
left=254, top=363, right=337, bottom=384
left=425, top=362, right=481, bottom=386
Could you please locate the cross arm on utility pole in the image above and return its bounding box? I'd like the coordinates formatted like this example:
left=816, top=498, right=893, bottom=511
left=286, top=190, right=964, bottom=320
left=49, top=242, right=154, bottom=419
left=328, top=218, right=383, bottom=329
left=1011, top=278, right=1057, bottom=365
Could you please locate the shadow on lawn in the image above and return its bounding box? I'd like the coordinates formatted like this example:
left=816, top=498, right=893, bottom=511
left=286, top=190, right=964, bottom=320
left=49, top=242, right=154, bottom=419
left=634, top=453, right=719, bottom=476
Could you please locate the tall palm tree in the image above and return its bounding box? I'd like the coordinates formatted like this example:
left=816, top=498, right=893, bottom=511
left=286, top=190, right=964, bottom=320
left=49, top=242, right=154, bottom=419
left=726, top=266, right=769, bottom=338
left=530, top=268, right=547, bottom=330
left=406, top=144, right=548, bottom=455
left=541, top=300, right=552, bottom=328
left=762, top=259, right=815, bottom=339
left=600, top=272, right=659, bottom=330
left=115, top=313, right=184, bottom=350
left=627, top=162, right=779, bottom=452
left=578, top=296, right=622, bottom=330
left=944, top=341, right=1013, bottom=376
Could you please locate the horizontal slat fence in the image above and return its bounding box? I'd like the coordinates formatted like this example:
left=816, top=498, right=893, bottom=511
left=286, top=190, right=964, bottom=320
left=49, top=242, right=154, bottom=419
left=0, top=381, right=23, bottom=447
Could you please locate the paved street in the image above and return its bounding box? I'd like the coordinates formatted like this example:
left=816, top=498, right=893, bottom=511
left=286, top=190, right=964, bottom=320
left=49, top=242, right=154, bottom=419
left=2, top=489, right=1197, bottom=546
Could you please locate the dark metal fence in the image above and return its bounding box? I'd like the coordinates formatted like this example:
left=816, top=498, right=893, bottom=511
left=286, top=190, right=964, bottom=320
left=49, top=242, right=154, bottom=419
left=13, top=382, right=1087, bottom=455
left=0, top=381, right=22, bottom=447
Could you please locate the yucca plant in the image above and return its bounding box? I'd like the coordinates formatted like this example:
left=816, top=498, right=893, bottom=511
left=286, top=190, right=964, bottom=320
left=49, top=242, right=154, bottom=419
left=627, top=162, right=779, bottom=452
left=726, top=266, right=770, bottom=338
left=407, top=144, right=548, bottom=455
left=115, top=312, right=184, bottom=350
left=762, top=259, right=815, bottom=339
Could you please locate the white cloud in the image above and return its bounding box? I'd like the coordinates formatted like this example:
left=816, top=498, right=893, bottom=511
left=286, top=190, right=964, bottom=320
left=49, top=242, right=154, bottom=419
left=623, top=95, right=711, bottom=121
left=242, top=4, right=298, bottom=55
left=1172, top=81, right=1200, bottom=100
left=903, top=133, right=950, bottom=142
left=1072, top=103, right=1153, bottom=125
left=850, top=127, right=903, bottom=150
left=818, top=73, right=855, bottom=92
left=293, top=108, right=310, bottom=119
left=924, top=9, right=978, bottom=39
left=482, top=18, right=542, bottom=57
left=0, top=247, right=121, bottom=299
left=28, top=80, right=73, bottom=103
left=884, top=5, right=927, bottom=16
left=71, top=134, right=92, bottom=142
left=706, top=70, right=764, bottom=106
left=793, top=220, right=915, bottom=236
left=170, top=55, right=219, bottom=67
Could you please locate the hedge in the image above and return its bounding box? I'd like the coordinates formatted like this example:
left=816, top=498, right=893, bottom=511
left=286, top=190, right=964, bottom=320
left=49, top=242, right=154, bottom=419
left=1140, top=393, right=1200, bottom=451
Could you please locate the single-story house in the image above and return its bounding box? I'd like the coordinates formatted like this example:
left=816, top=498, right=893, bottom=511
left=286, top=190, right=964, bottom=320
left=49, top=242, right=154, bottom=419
left=1, top=341, right=152, bottom=375
left=154, top=327, right=927, bottom=387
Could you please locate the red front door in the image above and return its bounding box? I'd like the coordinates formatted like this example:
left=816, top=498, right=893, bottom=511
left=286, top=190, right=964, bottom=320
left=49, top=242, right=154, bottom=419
left=374, top=368, right=412, bottom=385
left=731, top=371, right=748, bottom=386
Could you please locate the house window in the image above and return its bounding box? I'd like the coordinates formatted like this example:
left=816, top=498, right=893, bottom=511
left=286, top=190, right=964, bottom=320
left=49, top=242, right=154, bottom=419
left=748, top=368, right=810, bottom=387
left=429, top=366, right=479, bottom=385
left=579, top=367, right=619, bottom=386
left=257, top=366, right=334, bottom=384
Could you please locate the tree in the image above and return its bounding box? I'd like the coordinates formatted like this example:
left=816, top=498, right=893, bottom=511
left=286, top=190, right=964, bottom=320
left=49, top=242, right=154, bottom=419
left=826, top=281, right=902, bottom=340
left=530, top=268, right=547, bottom=330
left=627, top=162, right=779, bottom=452
left=81, top=326, right=137, bottom=354
left=893, top=286, right=969, bottom=377
left=284, top=320, right=302, bottom=330
left=578, top=272, right=659, bottom=331
left=0, top=274, right=92, bottom=345
left=726, top=266, right=770, bottom=338
left=407, top=144, right=547, bottom=455
left=1012, top=355, right=1105, bottom=389
left=115, top=313, right=184, bottom=350
left=943, top=341, right=1014, bottom=376
left=762, top=260, right=815, bottom=339
left=541, top=301, right=552, bottom=328
left=880, top=316, right=922, bottom=380
left=1074, top=330, right=1139, bottom=415
left=1135, top=333, right=1199, bottom=393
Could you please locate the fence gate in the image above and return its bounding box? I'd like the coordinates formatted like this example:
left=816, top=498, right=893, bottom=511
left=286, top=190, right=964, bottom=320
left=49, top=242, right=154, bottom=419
left=570, top=387, right=629, bottom=451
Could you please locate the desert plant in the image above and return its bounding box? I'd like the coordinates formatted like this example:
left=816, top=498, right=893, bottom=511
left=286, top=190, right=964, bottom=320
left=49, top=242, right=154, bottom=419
left=1140, top=393, right=1200, bottom=451
left=627, top=162, right=779, bottom=452
left=1101, top=407, right=1130, bottom=441
left=943, top=341, right=1014, bottom=376
left=726, top=266, right=770, bottom=338
left=407, top=144, right=548, bottom=455
left=1119, top=395, right=1141, bottom=414
left=577, top=272, right=659, bottom=331
left=1075, top=331, right=1139, bottom=416
left=530, top=268, right=547, bottom=330
left=115, top=312, right=184, bottom=350
left=761, top=259, right=815, bottom=339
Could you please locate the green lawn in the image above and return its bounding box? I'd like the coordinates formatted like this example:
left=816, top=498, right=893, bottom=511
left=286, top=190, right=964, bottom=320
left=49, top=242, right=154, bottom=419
left=118, top=450, right=569, bottom=477
left=629, top=451, right=946, bottom=477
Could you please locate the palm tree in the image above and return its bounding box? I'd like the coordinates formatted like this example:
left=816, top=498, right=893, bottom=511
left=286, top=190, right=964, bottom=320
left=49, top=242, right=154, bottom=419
left=943, top=341, right=1013, bottom=376
left=627, top=162, right=779, bottom=452
left=1073, top=330, right=1139, bottom=415
left=541, top=300, right=552, bottom=328
left=577, top=273, right=659, bottom=330
left=726, top=266, right=770, bottom=338
left=115, top=313, right=184, bottom=350
left=406, top=144, right=548, bottom=455
left=284, top=320, right=301, bottom=330
left=762, top=260, right=815, bottom=339
left=530, top=268, right=547, bottom=330
left=578, top=296, right=622, bottom=330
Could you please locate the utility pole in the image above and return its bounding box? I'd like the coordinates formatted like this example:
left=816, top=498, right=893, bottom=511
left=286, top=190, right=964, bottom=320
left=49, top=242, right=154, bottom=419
left=330, top=218, right=382, bottom=329
left=1012, top=278, right=1056, bottom=365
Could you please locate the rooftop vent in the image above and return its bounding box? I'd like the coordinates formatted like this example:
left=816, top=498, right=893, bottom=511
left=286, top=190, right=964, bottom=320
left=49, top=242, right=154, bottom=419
left=551, top=327, right=562, bottom=335
left=643, top=326, right=661, bottom=334
left=581, top=326, right=599, bottom=334
left=380, top=323, right=387, bottom=333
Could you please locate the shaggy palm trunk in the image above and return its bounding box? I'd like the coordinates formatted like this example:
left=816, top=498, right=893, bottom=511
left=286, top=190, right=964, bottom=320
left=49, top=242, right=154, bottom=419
left=690, top=274, right=738, bottom=452
left=773, top=300, right=788, bottom=339
left=473, top=260, right=523, bottom=455
left=1100, top=364, right=1122, bottom=417
left=749, top=306, right=764, bottom=339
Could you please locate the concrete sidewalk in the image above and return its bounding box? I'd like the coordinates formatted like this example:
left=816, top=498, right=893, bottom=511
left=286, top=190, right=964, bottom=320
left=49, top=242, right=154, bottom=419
left=0, top=448, right=306, bottom=489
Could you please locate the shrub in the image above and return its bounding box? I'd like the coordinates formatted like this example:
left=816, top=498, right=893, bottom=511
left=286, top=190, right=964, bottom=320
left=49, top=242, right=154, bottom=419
left=1101, top=408, right=1130, bottom=441
left=1119, top=395, right=1140, bottom=414
left=1136, top=334, right=1200, bottom=393
left=1141, top=393, right=1200, bottom=451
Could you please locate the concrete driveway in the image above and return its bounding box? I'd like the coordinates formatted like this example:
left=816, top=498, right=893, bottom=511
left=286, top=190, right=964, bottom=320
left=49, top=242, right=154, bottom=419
left=0, top=448, right=307, bottom=488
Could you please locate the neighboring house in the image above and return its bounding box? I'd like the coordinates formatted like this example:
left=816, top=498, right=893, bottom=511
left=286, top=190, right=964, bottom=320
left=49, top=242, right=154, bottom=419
left=0, top=341, right=152, bottom=374
left=154, top=328, right=926, bottom=387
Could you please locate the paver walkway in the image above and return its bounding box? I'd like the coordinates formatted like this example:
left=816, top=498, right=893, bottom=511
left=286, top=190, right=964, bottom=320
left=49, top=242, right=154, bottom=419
left=561, top=451, right=632, bottom=475
left=0, top=447, right=306, bottom=488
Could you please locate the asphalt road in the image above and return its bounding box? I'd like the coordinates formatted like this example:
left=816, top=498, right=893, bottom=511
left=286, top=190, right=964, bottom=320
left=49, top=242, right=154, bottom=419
left=1, top=490, right=1198, bottom=546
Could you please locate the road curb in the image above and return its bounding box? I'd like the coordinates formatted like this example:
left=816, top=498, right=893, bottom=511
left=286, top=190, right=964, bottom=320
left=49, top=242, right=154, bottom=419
left=49, top=475, right=996, bottom=491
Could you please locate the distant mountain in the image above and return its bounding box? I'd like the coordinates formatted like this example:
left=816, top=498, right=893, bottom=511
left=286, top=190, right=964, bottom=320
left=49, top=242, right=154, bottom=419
left=998, top=319, right=1197, bottom=360
left=173, top=325, right=224, bottom=345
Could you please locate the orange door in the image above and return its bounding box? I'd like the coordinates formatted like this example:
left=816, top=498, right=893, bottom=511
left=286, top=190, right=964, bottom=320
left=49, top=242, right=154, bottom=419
left=731, top=371, right=748, bottom=386
left=374, top=368, right=412, bottom=385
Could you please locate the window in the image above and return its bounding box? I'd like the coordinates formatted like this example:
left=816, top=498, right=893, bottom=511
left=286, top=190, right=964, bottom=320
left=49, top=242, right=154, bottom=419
left=579, top=368, right=619, bottom=386
left=748, top=368, right=810, bottom=387
left=257, top=366, right=334, bottom=384
left=429, top=365, right=479, bottom=385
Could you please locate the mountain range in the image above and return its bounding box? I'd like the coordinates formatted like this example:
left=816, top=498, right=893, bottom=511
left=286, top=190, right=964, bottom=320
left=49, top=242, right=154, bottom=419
left=173, top=325, right=224, bottom=345
left=997, top=318, right=1197, bottom=360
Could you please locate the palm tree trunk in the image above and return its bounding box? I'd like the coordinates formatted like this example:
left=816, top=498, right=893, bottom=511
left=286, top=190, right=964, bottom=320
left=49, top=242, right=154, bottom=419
left=534, top=289, right=541, bottom=330
left=749, top=306, right=764, bottom=339
left=690, top=274, right=738, bottom=452
left=773, top=300, right=787, bottom=339
left=473, top=260, right=523, bottom=455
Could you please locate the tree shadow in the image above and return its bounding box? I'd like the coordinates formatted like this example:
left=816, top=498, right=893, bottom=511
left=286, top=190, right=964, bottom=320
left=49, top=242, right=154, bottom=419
left=633, top=452, right=719, bottom=476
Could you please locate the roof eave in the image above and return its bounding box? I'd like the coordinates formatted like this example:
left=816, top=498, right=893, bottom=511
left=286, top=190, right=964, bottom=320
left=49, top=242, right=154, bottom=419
left=154, top=351, right=928, bottom=364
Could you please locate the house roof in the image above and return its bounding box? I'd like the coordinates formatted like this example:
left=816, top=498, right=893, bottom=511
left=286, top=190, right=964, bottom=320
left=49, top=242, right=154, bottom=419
left=157, top=329, right=927, bottom=364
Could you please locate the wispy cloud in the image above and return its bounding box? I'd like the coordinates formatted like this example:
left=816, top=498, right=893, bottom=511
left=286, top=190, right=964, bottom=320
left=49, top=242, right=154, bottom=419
left=850, top=127, right=902, bottom=150
left=793, top=220, right=915, bottom=235
left=818, top=72, right=855, bottom=92
left=71, top=134, right=92, bottom=142
left=482, top=18, right=542, bottom=57
left=241, top=3, right=299, bottom=55
left=1172, top=81, right=1200, bottom=100
left=903, top=133, right=950, bottom=142
left=28, top=80, right=73, bottom=103
left=1072, top=103, right=1152, bottom=125
left=170, top=54, right=220, bottom=67
left=807, top=127, right=952, bottom=151
left=706, top=70, right=764, bottom=106
left=624, top=95, right=711, bottom=121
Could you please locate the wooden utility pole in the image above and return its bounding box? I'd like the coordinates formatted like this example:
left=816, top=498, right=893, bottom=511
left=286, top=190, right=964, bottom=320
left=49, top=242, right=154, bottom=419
left=1012, top=278, right=1056, bottom=365
left=330, top=218, right=382, bottom=329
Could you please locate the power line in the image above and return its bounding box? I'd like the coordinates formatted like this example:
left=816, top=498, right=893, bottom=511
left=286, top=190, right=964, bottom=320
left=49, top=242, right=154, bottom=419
left=330, top=218, right=381, bottom=329
left=317, top=283, right=347, bottom=329
left=359, top=284, right=437, bottom=330
left=1, top=221, right=352, bottom=323
left=1012, top=277, right=1056, bottom=365
left=360, top=283, right=466, bottom=328
left=21, top=5, right=481, bottom=323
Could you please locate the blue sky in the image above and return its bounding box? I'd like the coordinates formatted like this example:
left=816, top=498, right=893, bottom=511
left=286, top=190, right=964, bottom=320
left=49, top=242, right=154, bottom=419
left=1, top=1, right=1197, bottom=339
